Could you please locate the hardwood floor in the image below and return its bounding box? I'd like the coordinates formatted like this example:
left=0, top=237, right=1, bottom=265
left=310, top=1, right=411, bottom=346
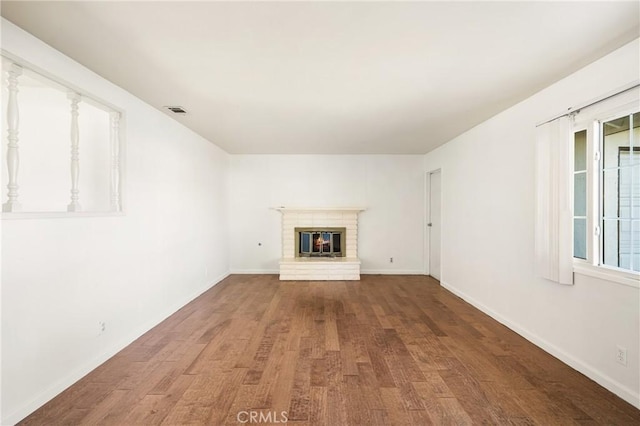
left=20, top=275, right=640, bottom=425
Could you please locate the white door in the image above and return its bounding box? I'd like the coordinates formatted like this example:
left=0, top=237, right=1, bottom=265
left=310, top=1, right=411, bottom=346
left=428, top=170, right=441, bottom=281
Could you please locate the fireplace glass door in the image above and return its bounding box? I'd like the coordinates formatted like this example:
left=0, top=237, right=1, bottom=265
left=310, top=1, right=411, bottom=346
left=299, top=231, right=343, bottom=257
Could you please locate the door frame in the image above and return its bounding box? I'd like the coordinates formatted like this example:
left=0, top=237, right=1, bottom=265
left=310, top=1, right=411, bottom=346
left=424, top=169, right=442, bottom=279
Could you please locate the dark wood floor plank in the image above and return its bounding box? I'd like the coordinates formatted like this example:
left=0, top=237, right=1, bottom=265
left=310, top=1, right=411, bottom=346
left=251, top=331, right=290, bottom=409
left=224, top=384, right=257, bottom=425
left=435, top=397, right=474, bottom=425
left=343, top=374, right=373, bottom=425
left=122, top=374, right=195, bottom=425
left=69, top=389, right=130, bottom=425
left=308, top=386, right=327, bottom=426
left=18, top=274, right=640, bottom=425
left=513, top=388, right=581, bottom=425
left=148, top=343, right=207, bottom=395
left=478, top=381, right=536, bottom=424
left=288, top=338, right=313, bottom=421
left=379, top=387, right=414, bottom=426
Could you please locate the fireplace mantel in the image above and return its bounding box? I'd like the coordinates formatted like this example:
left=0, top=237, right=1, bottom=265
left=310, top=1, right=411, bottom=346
left=275, top=207, right=365, bottom=280
left=273, top=207, right=366, bottom=213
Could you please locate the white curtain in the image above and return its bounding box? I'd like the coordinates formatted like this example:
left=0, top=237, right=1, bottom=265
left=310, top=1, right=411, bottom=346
left=535, top=116, right=574, bottom=285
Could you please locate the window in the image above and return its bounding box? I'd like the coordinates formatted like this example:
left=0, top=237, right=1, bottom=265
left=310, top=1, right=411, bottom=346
left=573, top=129, right=588, bottom=259
left=1, top=57, right=123, bottom=216
left=572, top=104, right=640, bottom=275
left=601, top=113, right=639, bottom=271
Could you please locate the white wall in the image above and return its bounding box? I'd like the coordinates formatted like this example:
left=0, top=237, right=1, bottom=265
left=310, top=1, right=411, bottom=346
left=229, top=155, right=424, bottom=274
left=424, top=38, right=640, bottom=407
left=0, top=19, right=230, bottom=424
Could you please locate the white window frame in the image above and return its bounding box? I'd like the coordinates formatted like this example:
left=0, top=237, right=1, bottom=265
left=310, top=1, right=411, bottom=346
left=571, top=126, right=589, bottom=261
left=572, top=100, right=640, bottom=288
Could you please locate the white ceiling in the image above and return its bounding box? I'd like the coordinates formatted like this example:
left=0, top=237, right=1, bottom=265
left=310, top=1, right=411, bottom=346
left=1, top=1, right=638, bottom=154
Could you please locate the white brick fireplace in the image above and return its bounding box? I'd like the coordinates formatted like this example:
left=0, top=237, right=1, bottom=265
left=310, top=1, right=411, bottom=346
left=276, top=207, right=365, bottom=280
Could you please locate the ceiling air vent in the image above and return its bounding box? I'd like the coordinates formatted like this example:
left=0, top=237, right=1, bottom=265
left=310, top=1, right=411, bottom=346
left=165, top=106, right=187, bottom=114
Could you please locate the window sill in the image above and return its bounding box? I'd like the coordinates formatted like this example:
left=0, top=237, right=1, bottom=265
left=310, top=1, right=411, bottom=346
left=2, top=211, right=124, bottom=220
left=573, top=262, right=639, bottom=289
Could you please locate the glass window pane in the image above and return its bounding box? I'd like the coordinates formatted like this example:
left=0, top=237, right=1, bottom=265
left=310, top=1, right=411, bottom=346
left=633, top=165, right=640, bottom=220
left=332, top=233, right=342, bottom=253
left=574, top=218, right=587, bottom=259
left=574, top=130, right=587, bottom=171
left=619, top=148, right=633, bottom=167
left=301, top=233, right=310, bottom=253
left=602, top=219, right=619, bottom=268
left=312, top=233, right=321, bottom=253
left=618, top=220, right=632, bottom=270
left=632, top=221, right=640, bottom=272
left=600, top=112, right=639, bottom=272
left=322, top=232, right=330, bottom=253
left=603, top=115, right=630, bottom=169
left=574, top=172, right=587, bottom=216
left=602, top=170, right=619, bottom=218
left=632, top=113, right=639, bottom=166
left=617, top=165, right=635, bottom=219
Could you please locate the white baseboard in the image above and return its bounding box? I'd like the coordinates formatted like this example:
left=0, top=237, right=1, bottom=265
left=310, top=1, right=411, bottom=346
left=230, top=269, right=279, bottom=274
left=361, top=269, right=425, bottom=275
left=3, top=272, right=230, bottom=426
left=230, top=269, right=425, bottom=276
left=440, top=280, right=640, bottom=409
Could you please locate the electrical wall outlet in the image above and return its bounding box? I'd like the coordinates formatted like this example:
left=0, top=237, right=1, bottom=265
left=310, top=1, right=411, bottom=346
left=99, top=321, right=106, bottom=335
left=616, top=346, right=627, bottom=366
left=390, top=257, right=394, bottom=263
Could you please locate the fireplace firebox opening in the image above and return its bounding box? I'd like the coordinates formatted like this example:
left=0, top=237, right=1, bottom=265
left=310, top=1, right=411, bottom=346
left=295, top=227, right=346, bottom=258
